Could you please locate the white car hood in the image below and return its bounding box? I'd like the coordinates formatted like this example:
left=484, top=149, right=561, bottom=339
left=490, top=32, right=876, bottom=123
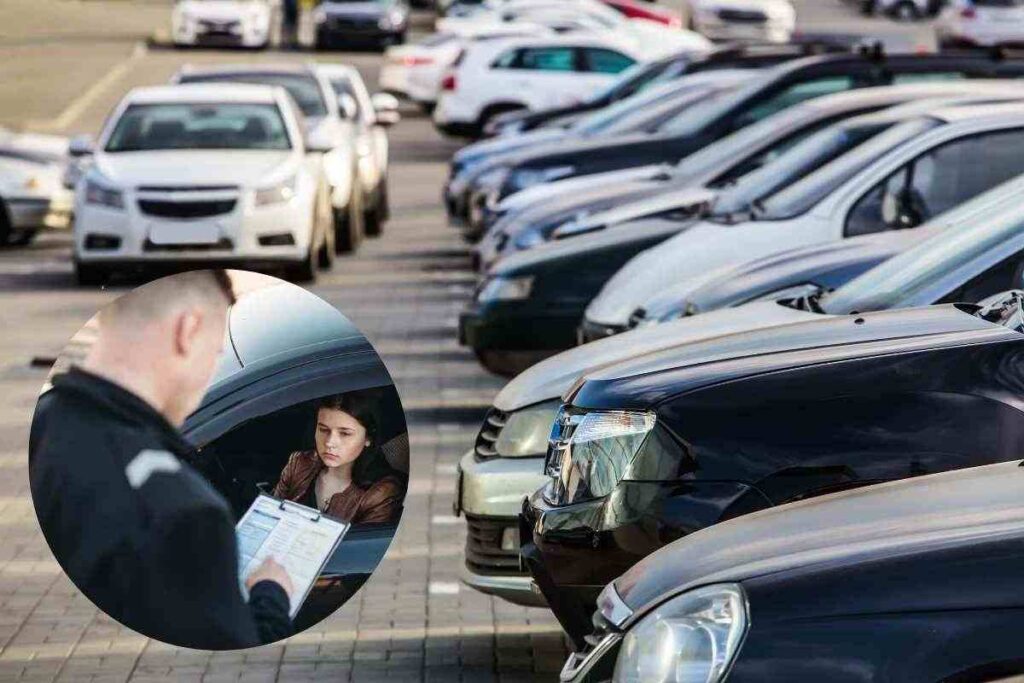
left=498, top=165, right=665, bottom=214
left=94, top=150, right=293, bottom=188
left=177, top=0, right=266, bottom=20
left=585, top=217, right=817, bottom=326
left=493, top=300, right=818, bottom=411
left=623, top=21, right=711, bottom=56
left=556, top=186, right=715, bottom=238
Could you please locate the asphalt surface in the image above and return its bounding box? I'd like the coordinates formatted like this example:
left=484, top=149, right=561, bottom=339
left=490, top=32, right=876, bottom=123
left=0, top=2, right=937, bottom=681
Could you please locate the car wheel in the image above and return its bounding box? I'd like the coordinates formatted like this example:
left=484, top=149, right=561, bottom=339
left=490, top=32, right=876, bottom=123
left=75, top=261, right=108, bottom=287
left=287, top=247, right=317, bottom=283
left=316, top=196, right=335, bottom=270
left=892, top=1, right=920, bottom=20
left=333, top=193, right=364, bottom=254
left=10, top=229, right=37, bottom=247
left=364, top=183, right=386, bottom=238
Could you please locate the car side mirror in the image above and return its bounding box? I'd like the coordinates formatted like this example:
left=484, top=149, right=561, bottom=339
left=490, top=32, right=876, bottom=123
left=68, top=134, right=95, bottom=158
left=337, top=93, right=359, bottom=122
left=371, top=92, right=401, bottom=127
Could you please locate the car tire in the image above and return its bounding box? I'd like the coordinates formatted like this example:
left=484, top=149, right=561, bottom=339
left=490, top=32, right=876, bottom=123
left=333, top=192, right=364, bottom=254
left=316, top=198, right=335, bottom=270
left=75, top=261, right=108, bottom=287
left=10, top=229, right=37, bottom=247
left=288, top=247, right=317, bottom=283
left=364, top=182, right=387, bottom=237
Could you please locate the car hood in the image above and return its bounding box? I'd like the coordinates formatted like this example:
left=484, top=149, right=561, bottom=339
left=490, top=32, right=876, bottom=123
left=496, top=165, right=666, bottom=215
left=93, top=150, right=294, bottom=188
left=178, top=0, right=266, bottom=19
left=492, top=300, right=816, bottom=412
left=456, top=128, right=569, bottom=165
left=623, top=22, right=712, bottom=57
left=508, top=130, right=655, bottom=167
left=553, top=186, right=716, bottom=239
left=572, top=304, right=1012, bottom=410
left=614, top=459, right=1024, bottom=623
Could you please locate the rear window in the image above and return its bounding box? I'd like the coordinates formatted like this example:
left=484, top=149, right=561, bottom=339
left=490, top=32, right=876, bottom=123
left=179, top=72, right=328, bottom=118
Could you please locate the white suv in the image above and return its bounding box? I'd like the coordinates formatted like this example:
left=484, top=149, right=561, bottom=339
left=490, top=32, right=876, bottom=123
left=171, top=0, right=273, bottom=48
left=432, top=35, right=647, bottom=137
left=936, top=0, right=1024, bottom=48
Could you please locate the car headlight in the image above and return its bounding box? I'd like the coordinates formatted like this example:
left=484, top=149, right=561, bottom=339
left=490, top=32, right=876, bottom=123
left=493, top=399, right=561, bottom=457
left=476, top=275, right=534, bottom=302
left=313, top=7, right=327, bottom=24
left=513, top=228, right=545, bottom=250
left=254, top=176, right=297, bottom=206
left=508, top=164, right=574, bottom=193
left=473, top=165, right=511, bottom=192
left=84, top=178, right=124, bottom=209
left=614, top=584, right=749, bottom=683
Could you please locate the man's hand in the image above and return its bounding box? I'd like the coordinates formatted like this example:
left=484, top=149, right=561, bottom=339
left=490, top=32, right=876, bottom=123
left=245, top=557, right=294, bottom=597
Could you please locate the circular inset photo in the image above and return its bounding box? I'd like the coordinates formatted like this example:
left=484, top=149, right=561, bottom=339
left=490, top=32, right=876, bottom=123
left=28, top=270, right=408, bottom=649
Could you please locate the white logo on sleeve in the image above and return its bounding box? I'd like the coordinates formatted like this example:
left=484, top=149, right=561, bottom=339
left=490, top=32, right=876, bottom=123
left=125, top=449, right=182, bottom=489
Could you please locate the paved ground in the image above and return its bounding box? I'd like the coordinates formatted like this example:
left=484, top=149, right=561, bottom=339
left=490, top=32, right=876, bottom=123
left=0, top=2, right=937, bottom=681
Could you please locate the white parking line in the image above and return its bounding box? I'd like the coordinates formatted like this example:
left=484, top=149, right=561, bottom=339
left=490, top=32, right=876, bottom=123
left=30, top=41, right=147, bottom=132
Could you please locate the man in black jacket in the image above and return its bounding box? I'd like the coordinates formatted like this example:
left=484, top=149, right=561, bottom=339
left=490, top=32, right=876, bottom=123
left=29, top=270, right=294, bottom=649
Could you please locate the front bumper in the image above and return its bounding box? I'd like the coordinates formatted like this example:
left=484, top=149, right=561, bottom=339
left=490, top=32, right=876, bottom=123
left=6, top=196, right=68, bottom=231
left=173, top=20, right=270, bottom=47
left=456, top=449, right=549, bottom=606
left=458, top=299, right=582, bottom=352
left=936, top=22, right=1024, bottom=48
left=73, top=193, right=312, bottom=265
left=316, top=21, right=405, bottom=43
left=696, top=19, right=792, bottom=43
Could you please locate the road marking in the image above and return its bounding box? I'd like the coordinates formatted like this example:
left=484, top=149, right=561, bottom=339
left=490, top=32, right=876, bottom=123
left=428, top=581, right=460, bottom=595
left=29, top=41, right=147, bottom=132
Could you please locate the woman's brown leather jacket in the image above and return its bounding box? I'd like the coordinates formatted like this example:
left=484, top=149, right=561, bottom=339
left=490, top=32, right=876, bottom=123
left=272, top=450, right=402, bottom=524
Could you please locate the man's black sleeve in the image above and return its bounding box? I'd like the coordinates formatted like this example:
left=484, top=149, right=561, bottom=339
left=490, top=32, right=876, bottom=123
left=143, top=504, right=294, bottom=650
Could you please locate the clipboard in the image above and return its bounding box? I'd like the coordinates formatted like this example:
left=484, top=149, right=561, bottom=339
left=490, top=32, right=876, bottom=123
left=236, top=494, right=350, bottom=618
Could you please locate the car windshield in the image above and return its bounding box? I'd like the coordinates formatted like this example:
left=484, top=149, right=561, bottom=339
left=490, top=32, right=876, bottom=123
left=708, top=120, right=892, bottom=217
left=104, top=103, right=291, bottom=152
left=586, top=60, right=663, bottom=104
left=752, top=117, right=944, bottom=220
left=819, top=193, right=1024, bottom=314
left=179, top=72, right=328, bottom=118
left=654, top=78, right=764, bottom=136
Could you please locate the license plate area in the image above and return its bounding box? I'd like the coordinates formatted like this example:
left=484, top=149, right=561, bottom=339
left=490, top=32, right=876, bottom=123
left=149, top=221, right=221, bottom=245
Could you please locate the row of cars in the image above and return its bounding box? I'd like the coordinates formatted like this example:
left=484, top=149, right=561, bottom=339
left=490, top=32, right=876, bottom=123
left=380, top=0, right=799, bottom=134
left=20, top=61, right=399, bottom=284
left=448, top=42, right=1024, bottom=680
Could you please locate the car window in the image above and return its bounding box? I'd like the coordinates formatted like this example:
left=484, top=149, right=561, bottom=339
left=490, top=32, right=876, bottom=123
left=519, top=47, right=576, bottom=71
left=890, top=72, right=967, bottom=84
left=104, top=103, right=291, bottom=152
left=581, top=48, right=635, bottom=74
left=844, top=128, right=1024, bottom=236
left=178, top=72, right=329, bottom=118
left=328, top=78, right=366, bottom=121
left=730, top=76, right=858, bottom=130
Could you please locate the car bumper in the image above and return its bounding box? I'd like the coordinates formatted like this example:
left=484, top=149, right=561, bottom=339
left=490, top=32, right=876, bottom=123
left=936, top=21, right=1024, bottom=47
left=458, top=299, right=582, bottom=352
left=456, top=449, right=550, bottom=606
left=378, top=64, right=410, bottom=96
left=6, top=196, right=68, bottom=231
left=316, top=24, right=405, bottom=42
left=696, top=19, right=792, bottom=43
left=173, top=22, right=270, bottom=47
left=73, top=198, right=313, bottom=265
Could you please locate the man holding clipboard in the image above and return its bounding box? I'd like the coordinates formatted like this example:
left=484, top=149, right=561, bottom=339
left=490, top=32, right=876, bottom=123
left=30, top=271, right=296, bottom=649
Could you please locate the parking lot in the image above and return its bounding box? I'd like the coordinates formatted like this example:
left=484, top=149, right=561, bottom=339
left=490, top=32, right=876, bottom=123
left=0, top=1, right=950, bottom=682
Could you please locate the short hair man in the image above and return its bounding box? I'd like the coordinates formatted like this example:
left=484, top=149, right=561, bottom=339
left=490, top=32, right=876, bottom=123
left=30, top=270, right=295, bottom=649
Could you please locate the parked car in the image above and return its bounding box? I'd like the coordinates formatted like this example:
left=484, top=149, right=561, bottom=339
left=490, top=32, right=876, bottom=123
left=859, top=0, right=944, bottom=21
left=602, top=0, right=682, bottom=26
left=685, top=0, right=796, bottom=43
left=453, top=174, right=1024, bottom=610
left=936, top=0, right=1024, bottom=48
left=473, top=81, right=1024, bottom=271
left=522, top=283, right=1024, bottom=646
left=181, top=282, right=408, bottom=634
left=70, top=84, right=334, bottom=285
left=312, top=0, right=410, bottom=51
left=483, top=39, right=859, bottom=138
left=0, top=136, right=70, bottom=246
left=432, top=35, right=654, bottom=138
left=314, top=62, right=400, bottom=236
left=584, top=102, right=1024, bottom=338
left=171, top=0, right=273, bottom=49
left=174, top=63, right=370, bottom=252
left=561, top=456, right=1024, bottom=682
left=483, top=51, right=1024, bottom=205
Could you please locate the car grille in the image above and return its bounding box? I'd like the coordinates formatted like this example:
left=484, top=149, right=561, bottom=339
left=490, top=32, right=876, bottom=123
left=330, top=17, right=379, bottom=30
left=138, top=199, right=237, bottom=219
left=464, top=514, right=525, bottom=576
left=143, top=237, right=234, bottom=252
left=718, top=8, right=768, bottom=23
left=199, top=19, right=241, bottom=33
left=473, top=406, right=508, bottom=460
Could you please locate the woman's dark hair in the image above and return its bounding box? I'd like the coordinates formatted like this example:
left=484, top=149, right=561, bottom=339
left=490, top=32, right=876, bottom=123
left=315, top=392, right=395, bottom=487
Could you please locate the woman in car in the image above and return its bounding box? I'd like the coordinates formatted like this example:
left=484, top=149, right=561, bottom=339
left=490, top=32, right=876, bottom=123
left=273, top=393, right=403, bottom=524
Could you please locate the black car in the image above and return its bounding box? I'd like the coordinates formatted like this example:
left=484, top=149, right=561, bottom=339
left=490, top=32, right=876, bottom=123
left=483, top=39, right=859, bottom=138
left=181, top=283, right=409, bottom=632
left=561, top=457, right=1024, bottom=682
left=521, top=288, right=1024, bottom=647
left=487, top=51, right=1024, bottom=204
left=313, top=0, right=409, bottom=51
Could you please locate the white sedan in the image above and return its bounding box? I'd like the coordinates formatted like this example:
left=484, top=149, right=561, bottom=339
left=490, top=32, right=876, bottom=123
left=936, top=0, right=1024, bottom=48
left=0, top=130, right=72, bottom=246
left=71, top=84, right=334, bottom=285
left=171, top=0, right=274, bottom=48
left=685, top=0, right=795, bottom=43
